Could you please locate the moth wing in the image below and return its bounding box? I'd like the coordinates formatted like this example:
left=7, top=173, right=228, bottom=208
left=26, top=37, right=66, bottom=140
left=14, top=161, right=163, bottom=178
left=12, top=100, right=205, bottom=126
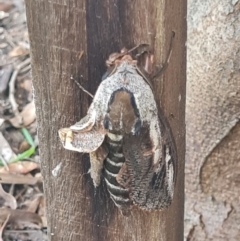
left=89, top=143, right=109, bottom=187
left=116, top=162, right=131, bottom=189
left=70, top=111, right=96, bottom=132
left=122, top=121, right=176, bottom=210
left=58, top=126, right=105, bottom=153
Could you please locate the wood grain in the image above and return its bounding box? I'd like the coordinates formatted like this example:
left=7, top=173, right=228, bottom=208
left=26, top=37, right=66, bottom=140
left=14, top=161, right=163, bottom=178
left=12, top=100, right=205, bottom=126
left=25, top=0, right=186, bottom=240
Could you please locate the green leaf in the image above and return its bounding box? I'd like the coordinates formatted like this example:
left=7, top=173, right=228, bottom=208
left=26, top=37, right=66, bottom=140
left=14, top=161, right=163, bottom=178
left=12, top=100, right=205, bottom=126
left=8, top=146, right=35, bottom=164
left=21, top=127, right=35, bottom=147
left=0, top=128, right=36, bottom=165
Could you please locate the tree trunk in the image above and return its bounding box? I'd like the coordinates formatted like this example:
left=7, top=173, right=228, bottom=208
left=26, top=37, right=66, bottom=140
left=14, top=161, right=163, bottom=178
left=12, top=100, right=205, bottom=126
left=185, top=0, right=240, bottom=240
left=25, top=1, right=186, bottom=240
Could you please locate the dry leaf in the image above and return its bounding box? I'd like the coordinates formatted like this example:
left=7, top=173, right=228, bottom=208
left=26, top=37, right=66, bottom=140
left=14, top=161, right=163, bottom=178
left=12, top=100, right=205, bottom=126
left=9, top=102, right=36, bottom=128
left=19, top=79, right=32, bottom=94
left=0, top=173, right=42, bottom=185
left=0, top=11, right=8, bottom=20
left=22, top=195, right=43, bottom=213
left=0, top=214, right=10, bottom=241
left=0, top=3, right=13, bottom=12
left=0, top=184, right=17, bottom=209
left=38, top=196, right=45, bottom=217
left=0, top=161, right=40, bottom=174
left=41, top=216, right=47, bottom=228
left=0, top=119, right=4, bottom=127
left=3, top=229, right=47, bottom=241
left=0, top=207, right=42, bottom=228
left=19, top=140, right=31, bottom=153
left=9, top=46, right=29, bottom=57
left=34, top=173, right=42, bottom=179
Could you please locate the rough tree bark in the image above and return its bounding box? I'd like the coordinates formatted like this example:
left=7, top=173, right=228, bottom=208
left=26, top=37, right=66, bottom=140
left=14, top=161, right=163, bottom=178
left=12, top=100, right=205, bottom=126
left=185, top=0, right=240, bottom=240
left=25, top=0, right=186, bottom=240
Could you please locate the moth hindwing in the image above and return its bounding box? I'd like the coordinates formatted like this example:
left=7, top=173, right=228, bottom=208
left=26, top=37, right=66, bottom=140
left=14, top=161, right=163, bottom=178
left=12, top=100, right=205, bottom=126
left=59, top=46, right=177, bottom=215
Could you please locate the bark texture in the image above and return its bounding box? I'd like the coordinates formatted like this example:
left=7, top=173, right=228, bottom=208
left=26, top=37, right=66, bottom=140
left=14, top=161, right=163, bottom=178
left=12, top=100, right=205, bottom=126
left=186, top=0, right=240, bottom=240
left=25, top=0, right=186, bottom=240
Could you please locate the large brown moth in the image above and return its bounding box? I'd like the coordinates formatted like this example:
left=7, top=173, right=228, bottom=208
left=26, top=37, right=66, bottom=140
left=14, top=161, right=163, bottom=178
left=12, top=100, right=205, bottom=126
left=59, top=40, right=177, bottom=214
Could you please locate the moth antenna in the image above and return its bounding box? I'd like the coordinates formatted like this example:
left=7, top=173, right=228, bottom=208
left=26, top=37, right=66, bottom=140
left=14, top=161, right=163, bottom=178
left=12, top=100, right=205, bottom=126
left=127, top=43, right=150, bottom=54
left=135, top=50, right=149, bottom=58
left=70, top=76, right=94, bottom=99
left=151, top=31, right=175, bottom=81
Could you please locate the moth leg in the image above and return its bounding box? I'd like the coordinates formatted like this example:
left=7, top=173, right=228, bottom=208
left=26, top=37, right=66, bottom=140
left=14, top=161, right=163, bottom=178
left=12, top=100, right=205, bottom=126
left=101, top=65, right=117, bottom=80
left=89, top=143, right=108, bottom=187
left=151, top=31, right=175, bottom=81
left=70, top=76, right=94, bottom=98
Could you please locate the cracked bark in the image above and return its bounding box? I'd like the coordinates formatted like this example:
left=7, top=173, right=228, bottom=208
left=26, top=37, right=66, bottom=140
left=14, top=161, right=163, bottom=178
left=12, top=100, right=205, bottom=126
left=25, top=0, right=186, bottom=240
left=185, top=0, right=240, bottom=240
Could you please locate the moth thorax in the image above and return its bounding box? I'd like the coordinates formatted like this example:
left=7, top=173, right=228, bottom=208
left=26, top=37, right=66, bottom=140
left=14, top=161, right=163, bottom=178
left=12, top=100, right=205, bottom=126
left=104, top=90, right=140, bottom=133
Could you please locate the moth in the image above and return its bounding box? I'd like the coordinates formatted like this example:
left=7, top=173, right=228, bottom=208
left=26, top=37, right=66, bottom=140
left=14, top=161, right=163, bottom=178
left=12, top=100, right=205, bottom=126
left=59, top=41, right=177, bottom=214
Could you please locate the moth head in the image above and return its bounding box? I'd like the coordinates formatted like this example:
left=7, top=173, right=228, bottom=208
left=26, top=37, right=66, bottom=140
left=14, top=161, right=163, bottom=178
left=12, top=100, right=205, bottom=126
left=105, top=45, right=154, bottom=89
left=105, top=44, right=153, bottom=73
left=106, top=51, right=137, bottom=68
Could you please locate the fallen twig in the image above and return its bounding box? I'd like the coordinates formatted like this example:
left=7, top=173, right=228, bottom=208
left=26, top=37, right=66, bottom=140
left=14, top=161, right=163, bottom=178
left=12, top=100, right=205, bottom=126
left=8, top=57, right=31, bottom=124
left=0, top=214, right=10, bottom=241
left=0, top=173, right=42, bottom=185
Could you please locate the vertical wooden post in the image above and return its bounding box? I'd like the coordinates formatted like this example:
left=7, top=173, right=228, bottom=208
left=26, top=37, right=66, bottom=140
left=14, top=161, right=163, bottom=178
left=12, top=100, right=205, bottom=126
left=25, top=0, right=186, bottom=240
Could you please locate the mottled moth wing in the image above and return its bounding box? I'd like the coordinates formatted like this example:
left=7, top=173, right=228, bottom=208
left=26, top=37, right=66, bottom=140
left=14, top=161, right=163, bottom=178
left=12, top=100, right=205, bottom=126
left=58, top=112, right=108, bottom=186
left=58, top=112, right=106, bottom=153
left=123, top=119, right=176, bottom=210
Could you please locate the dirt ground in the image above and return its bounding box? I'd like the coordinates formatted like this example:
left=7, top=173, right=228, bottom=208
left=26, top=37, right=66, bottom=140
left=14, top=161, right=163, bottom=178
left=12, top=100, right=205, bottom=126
left=0, top=1, right=47, bottom=240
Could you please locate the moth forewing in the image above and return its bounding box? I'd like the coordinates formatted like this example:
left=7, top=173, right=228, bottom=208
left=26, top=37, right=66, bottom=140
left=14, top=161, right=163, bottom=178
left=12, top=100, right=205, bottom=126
left=70, top=111, right=96, bottom=132
left=58, top=127, right=105, bottom=153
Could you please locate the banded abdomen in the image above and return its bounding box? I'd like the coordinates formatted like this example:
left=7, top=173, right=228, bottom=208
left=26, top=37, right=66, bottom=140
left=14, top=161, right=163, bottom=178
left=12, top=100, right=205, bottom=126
left=103, top=132, right=132, bottom=210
